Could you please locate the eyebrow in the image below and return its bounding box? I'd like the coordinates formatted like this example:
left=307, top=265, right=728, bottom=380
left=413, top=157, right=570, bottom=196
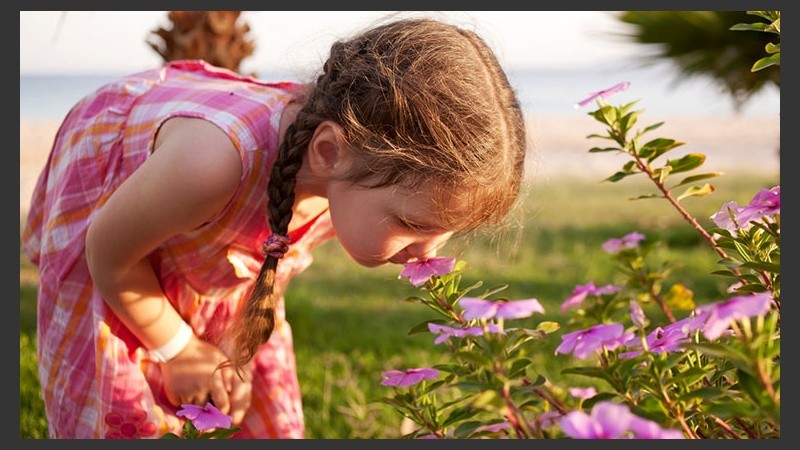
left=397, top=214, right=448, bottom=233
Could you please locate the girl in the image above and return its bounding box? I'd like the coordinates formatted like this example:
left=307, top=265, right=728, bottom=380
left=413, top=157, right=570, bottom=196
left=21, top=17, right=527, bottom=438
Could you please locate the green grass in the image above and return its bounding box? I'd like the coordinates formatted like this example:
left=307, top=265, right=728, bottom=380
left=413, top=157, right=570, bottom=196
left=19, top=172, right=778, bottom=439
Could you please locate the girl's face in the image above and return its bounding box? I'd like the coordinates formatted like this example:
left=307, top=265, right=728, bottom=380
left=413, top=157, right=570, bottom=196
left=326, top=180, right=454, bottom=268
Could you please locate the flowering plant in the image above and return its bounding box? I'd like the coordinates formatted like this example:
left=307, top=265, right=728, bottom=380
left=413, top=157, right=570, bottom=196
left=380, top=14, right=779, bottom=437
left=161, top=402, right=240, bottom=439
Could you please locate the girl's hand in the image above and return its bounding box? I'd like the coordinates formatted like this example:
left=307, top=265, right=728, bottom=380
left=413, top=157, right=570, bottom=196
left=159, top=336, right=232, bottom=408
left=212, top=359, right=254, bottom=426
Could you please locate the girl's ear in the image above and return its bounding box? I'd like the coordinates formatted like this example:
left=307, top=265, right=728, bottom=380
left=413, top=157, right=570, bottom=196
left=307, top=121, right=347, bottom=178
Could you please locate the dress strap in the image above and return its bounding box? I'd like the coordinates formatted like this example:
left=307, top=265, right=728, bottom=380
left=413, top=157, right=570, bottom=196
left=287, top=208, right=329, bottom=243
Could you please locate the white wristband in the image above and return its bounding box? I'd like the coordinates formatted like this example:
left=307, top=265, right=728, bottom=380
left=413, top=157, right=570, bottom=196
left=146, top=321, right=193, bottom=363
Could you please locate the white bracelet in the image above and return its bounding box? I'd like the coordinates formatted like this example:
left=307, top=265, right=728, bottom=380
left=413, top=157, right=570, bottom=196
left=146, top=321, right=194, bottom=363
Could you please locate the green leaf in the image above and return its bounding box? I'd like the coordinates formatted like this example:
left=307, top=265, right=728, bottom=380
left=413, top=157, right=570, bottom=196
left=628, top=194, right=661, bottom=200
left=536, top=321, right=561, bottom=334
left=454, top=351, right=492, bottom=366
left=639, top=138, right=682, bottom=162
left=202, top=427, right=241, bottom=439
left=667, top=153, right=705, bottom=173
left=752, top=53, right=780, bottom=71
left=667, top=366, right=711, bottom=387
left=589, top=146, right=622, bottom=153
left=619, top=110, right=641, bottom=132
left=161, top=433, right=181, bottom=439
left=561, top=366, right=615, bottom=385
left=678, top=386, right=724, bottom=401
left=682, top=343, right=752, bottom=371
left=730, top=22, right=768, bottom=32
left=641, top=121, right=664, bottom=134
left=669, top=172, right=724, bottom=190
left=470, top=390, right=499, bottom=409
left=583, top=392, right=618, bottom=409
left=441, top=406, right=480, bottom=427
left=765, top=42, right=780, bottom=54
left=507, top=358, right=533, bottom=378
left=676, top=183, right=715, bottom=201
left=605, top=171, right=637, bottom=183
left=740, top=260, right=780, bottom=273
left=704, top=398, right=757, bottom=419
left=600, top=105, right=618, bottom=125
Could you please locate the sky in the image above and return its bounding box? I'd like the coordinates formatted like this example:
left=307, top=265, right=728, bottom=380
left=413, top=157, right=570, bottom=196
left=20, top=11, right=644, bottom=75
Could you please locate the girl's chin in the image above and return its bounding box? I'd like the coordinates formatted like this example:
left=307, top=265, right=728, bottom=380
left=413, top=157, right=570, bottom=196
left=348, top=254, right=389, bottom=268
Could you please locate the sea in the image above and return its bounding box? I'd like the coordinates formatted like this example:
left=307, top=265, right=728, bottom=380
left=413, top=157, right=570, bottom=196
left=19, top=60, right=780, bottom=122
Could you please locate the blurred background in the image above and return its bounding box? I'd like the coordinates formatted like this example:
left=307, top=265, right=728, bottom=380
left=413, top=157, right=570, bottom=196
left=20, top=11, right=780, bottom=119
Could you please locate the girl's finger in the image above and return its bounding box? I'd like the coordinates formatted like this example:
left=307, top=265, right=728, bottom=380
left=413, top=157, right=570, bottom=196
left=210, top=369, right=231, bottom=415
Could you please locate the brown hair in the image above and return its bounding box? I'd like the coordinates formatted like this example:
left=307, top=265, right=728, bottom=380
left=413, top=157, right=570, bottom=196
left=228, top=17, right=527, bottom=371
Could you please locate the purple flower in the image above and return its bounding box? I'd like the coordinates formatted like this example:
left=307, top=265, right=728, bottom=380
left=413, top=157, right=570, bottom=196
left=555, top=323, right=626, bottom=360
left=602, top=231, right=646, bottom=254
left=575, top=81, right=631, bottom=108
left=427, top=322, right=503, bottom=345
left=176, top=402, right=233, bottom=432
left=399, top=256, right=456, bottom=287
left=629, top=416, right=684, bottom=439
left=568, top=386, right=598, bottom=400
left=710, top=186, right=780, bottom=233
left=536, top=411, right=562, bottom=428
left=560, top=401, right=683, bottom=439
left=629, top=301, right=646, bottom=328
left=620, top=327, right=689, bottom=359
left=661, top=312, right=709, bottom=336
left=559, top=401, right=633, bottom=439
left=696, top=293, right=772, bottom=341
left=459, top=297, right=545, bottom=320
left=561, top=282, right=620, bottom=312
left=738, top=186, right=780, bottom=223
left=381, top=367, right=439, bottom=387
left=710, top=200, right=742, bottom=232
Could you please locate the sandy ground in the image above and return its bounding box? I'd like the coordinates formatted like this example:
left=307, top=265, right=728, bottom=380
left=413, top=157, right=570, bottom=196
left=20, top=115, right=780, bottom=220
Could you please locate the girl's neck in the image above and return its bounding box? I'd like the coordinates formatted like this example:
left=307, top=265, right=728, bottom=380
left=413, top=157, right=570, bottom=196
left=278, top=100, right=330, bottom=232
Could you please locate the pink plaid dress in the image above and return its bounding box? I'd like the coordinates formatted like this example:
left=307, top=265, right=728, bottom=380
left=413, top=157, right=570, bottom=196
left=21, top=60, right=335, bottom=439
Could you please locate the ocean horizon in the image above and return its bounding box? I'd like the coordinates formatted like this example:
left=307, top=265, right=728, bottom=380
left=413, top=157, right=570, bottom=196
left=20, top=60, right=780, bottom=122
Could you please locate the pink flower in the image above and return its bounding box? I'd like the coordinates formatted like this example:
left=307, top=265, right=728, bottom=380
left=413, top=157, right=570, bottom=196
left=602, top=231, right=646, bottom=254
left=399, top=256, right=456, bottom=286
left=710, top=186, right=780, bottom=234
left=561, top=282, right=620, bottom=312
left=459, top=297, right=545, bottom=320
left=555, top=323, right=626, bottom=359
left=620, top=327, right=689, bottom=359
left=176, top=402, right=233, bottom=432
left=574, top=81, right=631, bottom=108
left=568, top=386, right=598, bottom=400
left=629, top=301, right=646, bottom=328
left=428, top=322, right=503, bottom=345
left=559, top=401, right=633, bottom=439
left=696, top=292, right=772, bottom=341
left=381, top=367, right=439, bottom=387
left=629, top=416, right=685, bottom=439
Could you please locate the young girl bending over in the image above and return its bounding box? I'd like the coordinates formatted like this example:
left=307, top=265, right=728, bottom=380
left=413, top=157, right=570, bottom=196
left=22, top=17, right=528, bottom=438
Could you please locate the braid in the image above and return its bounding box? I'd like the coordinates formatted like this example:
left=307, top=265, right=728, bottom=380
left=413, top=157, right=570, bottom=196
left=230, top=88, right=329, bottom=371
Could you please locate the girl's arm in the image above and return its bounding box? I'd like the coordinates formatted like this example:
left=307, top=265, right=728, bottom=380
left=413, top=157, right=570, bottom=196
left=85, top=117, right=242, bottom=351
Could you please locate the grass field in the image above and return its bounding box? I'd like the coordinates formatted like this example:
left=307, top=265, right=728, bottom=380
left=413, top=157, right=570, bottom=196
left=19, top=172, right=778, bottom=439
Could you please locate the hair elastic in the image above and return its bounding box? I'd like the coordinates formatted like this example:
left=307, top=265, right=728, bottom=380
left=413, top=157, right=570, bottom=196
left=262, top=234, right=291, bottom=259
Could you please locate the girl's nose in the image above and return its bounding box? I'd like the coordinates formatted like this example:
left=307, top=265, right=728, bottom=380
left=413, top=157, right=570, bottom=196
left=405, top=232, right=452, bottom=261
